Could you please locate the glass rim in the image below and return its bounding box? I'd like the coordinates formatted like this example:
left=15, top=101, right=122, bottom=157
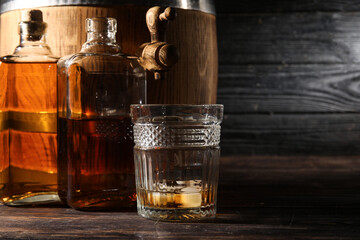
left=130, top=104, right=224, bottom=124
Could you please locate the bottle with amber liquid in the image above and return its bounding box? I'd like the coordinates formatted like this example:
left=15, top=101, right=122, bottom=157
left=0, top=10, right=59, bottom=205
left=57, top=17, right=146, bottom=210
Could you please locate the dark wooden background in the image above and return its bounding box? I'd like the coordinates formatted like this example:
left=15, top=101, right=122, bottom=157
left=216, top=0, right=360, bottom=156
left=0, top=2, right=359, bottom=238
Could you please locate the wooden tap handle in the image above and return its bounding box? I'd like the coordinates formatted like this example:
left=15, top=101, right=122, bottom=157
left=146, top=6, right=176, bottom=42
left=159, top=7, right=176, bottom=21
left=138, top=6, right=179, bottom=79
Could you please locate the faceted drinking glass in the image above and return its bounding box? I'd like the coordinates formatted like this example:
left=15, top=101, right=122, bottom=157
left=130, top=104, right=223, bottom=221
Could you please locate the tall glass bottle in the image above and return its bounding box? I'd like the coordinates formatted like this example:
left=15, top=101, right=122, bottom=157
left=58, top=17, right=146, bottom=210
left=0, top=10, right=59, bottom=205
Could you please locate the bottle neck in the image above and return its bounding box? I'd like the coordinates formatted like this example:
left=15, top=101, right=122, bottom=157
left=81, top=31, right=121, bottom=53
left=20, top=33, right=46, bottom=44
left=13, top=33, right=53, bottom=56
left=87, top=31, right=116, bottom=43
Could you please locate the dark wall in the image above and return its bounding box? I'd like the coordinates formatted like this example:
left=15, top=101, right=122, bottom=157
left=216, top=0, right=360, bottom=156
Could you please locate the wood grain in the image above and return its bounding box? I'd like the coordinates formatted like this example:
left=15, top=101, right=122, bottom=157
left=9, top=130, right=57, bottom=171
left=215, top=2, right=360, bottom=155
left=219, top=156, right=360, bottom=208
left=5, top=63, right=57, bottom=112
left=0, top=6, right=218, bottom=104
left=215, top=0, right=360, bottom=13
left=218, top=64, right=360, bottom=113
left=0, top=131, right=9, bottom=173
left=0, top=156, right=359, bottom=239
left=221, top=113, right=360, bottom=155
left=217, top=13, right=360, bottom=64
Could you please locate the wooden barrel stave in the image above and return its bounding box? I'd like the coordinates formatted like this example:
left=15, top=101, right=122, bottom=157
left=0, top=5, right=217, bottom=104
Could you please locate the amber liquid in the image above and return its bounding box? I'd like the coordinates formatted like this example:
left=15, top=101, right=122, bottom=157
left=134, top=146, right=219, bottom=220
left=59, top=117, right=136, bottom=211
left=0, top=62, right=59, bottom=205
left=57, top=115, right=68, bottom=204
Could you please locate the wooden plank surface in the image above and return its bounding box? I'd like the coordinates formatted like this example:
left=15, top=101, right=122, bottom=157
left=215, top=1, right=360, bottom=156
left=0, top=156, right=359, bottom=239
left=221, top=113, right=360, bottom=155
left=218, top=64, right=360, bottom=113
left=215, top=0, right=360, bottom=13
left=217, top=13, right=360, bottom=64
left=219, top=156, right=360, bottom=208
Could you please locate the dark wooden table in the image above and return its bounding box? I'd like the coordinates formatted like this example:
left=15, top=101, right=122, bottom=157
left=0, top=156, right=359, bottom=239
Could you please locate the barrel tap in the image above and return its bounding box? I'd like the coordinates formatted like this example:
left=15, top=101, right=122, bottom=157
left=137, top=6, right=179, bottom=80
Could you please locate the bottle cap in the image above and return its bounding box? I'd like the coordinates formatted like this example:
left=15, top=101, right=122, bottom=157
left=21, top=9, right=43, bottom=22
left=18, top=9, right=47, bottom=36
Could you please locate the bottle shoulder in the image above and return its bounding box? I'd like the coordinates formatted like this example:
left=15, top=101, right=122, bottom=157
left=65, top=52, right=144, bottom=73
left=0, top=54, right=58, bottom=63
left=5, top=42, right=59, bottom=62
left=67, top=52, right=138, bottom=61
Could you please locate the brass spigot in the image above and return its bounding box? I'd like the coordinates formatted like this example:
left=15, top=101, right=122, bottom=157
left=137, top=6, right=179, bottom=80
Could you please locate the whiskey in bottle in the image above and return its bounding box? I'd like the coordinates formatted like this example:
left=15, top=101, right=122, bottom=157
left=58, top=17, right=146, bottom=210
left=59, top=117, right=136, bottom=210
left=0, top=10, right=59, bottom=206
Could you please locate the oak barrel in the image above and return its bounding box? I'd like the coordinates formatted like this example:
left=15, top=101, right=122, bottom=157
left=0, top=0, right=218, bottom=104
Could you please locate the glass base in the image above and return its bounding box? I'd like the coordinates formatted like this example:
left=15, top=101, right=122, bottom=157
left=2, top=192, right=60, bottom=206
left=137, top=204, right=216, bottom=222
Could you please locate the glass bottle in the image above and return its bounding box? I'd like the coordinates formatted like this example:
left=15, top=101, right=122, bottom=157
left=58, top=17, right=146, bottom=210
left=0, top=10, right=59, bottom=205
left=56, top=54, right=72, bottom=205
